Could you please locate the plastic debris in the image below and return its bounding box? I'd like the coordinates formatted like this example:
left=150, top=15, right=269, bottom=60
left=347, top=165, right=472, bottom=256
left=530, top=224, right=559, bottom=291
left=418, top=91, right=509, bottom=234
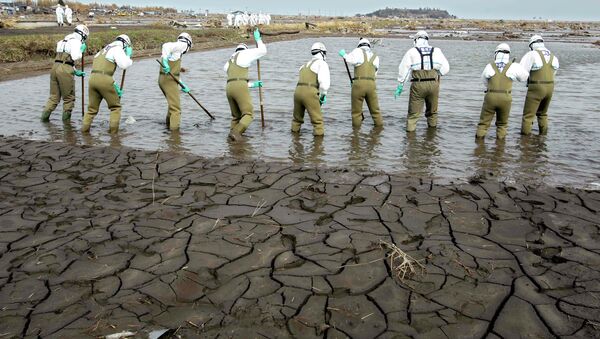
left=149, top=328, right=175, bottom=339
left=105, top=331, right=136, bottom=339
left=125, top=116, right=136, bottom=124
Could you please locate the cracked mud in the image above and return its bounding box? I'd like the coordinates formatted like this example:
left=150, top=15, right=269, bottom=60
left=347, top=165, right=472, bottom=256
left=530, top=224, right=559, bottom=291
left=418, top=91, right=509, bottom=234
left=0, top=138, right=599, bottom=338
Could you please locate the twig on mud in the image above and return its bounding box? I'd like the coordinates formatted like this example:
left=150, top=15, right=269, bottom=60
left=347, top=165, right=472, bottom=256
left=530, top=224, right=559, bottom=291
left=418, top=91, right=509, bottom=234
left=251, top=199, right=267, bottom=217
left=361, top=313, right=374, bottom=320
left=151, top=151, right=160, bottom=205
left=379, top=240, right=426, bottom=282
left=336, top=257, right=384, bottom=269
left=211, top=218, right=221, bottom=231
left=453, top=258, right=476, bottom=277
left=244, top=233, right=254, bottom=240
left=187, top=320, right=200, bottom=329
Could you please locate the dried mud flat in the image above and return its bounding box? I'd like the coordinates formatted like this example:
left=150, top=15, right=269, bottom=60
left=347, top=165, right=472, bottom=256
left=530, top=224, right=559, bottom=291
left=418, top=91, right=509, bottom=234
left=0, top=137, right=599, bottom=338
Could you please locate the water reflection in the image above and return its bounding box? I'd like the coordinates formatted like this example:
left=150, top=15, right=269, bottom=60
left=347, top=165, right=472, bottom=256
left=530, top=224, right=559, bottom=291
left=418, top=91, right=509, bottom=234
left=227, top=134, right=255, bottom=160
left=348, top=126, right=383, bottom=166
left=473, top=138, right=508, bottom=178
left=289, top=134, right=325, bottom=165
left=404, top=128, right=440, bottom=178
left=518, top=135, right=549, bottom=181
left=42, top=121, right=79, bottom=145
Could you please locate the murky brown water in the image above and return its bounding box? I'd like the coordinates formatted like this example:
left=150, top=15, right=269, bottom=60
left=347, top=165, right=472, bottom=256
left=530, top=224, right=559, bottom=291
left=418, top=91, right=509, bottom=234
left=1, top=38, right=599, bottom=188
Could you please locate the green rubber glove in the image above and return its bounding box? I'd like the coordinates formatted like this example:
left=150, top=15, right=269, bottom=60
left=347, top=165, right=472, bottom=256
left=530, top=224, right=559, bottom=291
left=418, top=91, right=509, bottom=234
left=253, top=28, right=261, bottom=42
left=319, top=94, right=327, bottom=106
left=73, top=70, right=86, bottom=77
left=394, top=84, right=404, bottom=99
left=113, top=83, right=123, bottom=98
left=180, top=81, right=190, bottom=93
left=338, top=49, right=346, bottom=58
left=125, top=46, right=133, bottom=57
left=161, top=58, right=170, bottom=74
left=80, top=43, right=87, bottom=53
left=250, top=81, right=263, bottom=88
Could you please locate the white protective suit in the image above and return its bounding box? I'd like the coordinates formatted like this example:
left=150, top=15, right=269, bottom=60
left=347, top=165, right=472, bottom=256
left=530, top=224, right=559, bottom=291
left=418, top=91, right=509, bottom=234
left=65, top=6, right=73, bottom=25
left=56, top=6, right=64, bottom=26
left=223, top=40, right=267, bottom=88
left=343, top=46, right=380, bottom=74
left=481, top=52, right=529, bottom=85
left=520, top=43, right=559, bottom=74
left=397, top=38, right=450, bottom=83
left=98, top=41, right=133, bottom=70
left=56, top=33, right=84, bottom=62
left=161, top=40, right=188, bottom=62
left=300, top=53, right=330, bottom=95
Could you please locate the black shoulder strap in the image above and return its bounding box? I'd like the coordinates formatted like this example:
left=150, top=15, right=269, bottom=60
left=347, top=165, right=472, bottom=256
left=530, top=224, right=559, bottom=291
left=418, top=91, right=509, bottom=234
left=416, top=47, right=435, bottom=70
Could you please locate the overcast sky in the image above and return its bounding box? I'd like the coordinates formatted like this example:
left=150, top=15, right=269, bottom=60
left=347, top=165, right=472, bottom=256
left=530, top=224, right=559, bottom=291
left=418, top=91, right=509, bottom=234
left=82, top=0, right=600, bottom=21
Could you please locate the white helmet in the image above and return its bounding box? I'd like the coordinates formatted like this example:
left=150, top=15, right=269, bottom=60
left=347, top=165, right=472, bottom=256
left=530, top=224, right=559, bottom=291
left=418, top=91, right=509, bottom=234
left=529, top=34, right=544, bottom=49
left=311, top=42, right=327, bottom=53
left=495, top=43, right=511, bottom=54
left=357, top=38, right=371, bottom=48
left=178, top=32, right=192, bottom=47
left=74, top=24, right=89, bottom=40
left=414, top=30, right=429, bottom=40
left=116, top=34, right=131, bottom=47
left=235, top=43, right=248, bottom=52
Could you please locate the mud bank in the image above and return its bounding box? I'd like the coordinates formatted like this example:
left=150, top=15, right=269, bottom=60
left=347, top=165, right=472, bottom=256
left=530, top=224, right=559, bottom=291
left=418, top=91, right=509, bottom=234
left=0, top=137, right=599, bottom=338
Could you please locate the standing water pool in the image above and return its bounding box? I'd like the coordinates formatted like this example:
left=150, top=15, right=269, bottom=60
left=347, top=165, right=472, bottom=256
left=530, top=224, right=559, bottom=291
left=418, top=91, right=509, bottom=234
left=1, top=37, right=599, bottom=188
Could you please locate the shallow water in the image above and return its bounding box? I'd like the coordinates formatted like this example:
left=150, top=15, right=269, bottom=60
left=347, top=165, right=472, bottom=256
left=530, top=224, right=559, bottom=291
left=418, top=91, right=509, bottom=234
left=1, top=37, right=599, bottom=188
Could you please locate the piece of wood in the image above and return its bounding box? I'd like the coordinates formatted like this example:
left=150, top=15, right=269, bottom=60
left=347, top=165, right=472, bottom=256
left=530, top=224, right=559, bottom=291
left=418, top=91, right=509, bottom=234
left=81, top=54, right=85, bottom=117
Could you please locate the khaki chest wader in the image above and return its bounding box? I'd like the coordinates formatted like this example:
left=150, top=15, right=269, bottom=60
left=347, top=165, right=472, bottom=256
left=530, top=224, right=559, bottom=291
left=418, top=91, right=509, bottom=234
left=407, top=47, right=441, bottom=131
left=522, top=50, right=555, bottom=135
left=226, top=53, right=253, bottom=133
left=42, top=48, right=77, bottom=121
left=82, top=51, right=122, bottom=133
left=351, top=50, right=382, bottom=127
left=476, top=62, right=514, bottom=139
left=292, top=60, right=324, bottom=135
left=158, top=59, right=182, bottom=130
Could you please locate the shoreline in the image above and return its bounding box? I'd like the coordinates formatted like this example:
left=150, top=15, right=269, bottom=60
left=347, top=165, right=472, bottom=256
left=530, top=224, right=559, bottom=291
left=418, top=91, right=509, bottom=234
left=0, top=136, right=599, bottom=337
left=2, top=26, right=598, bottom=82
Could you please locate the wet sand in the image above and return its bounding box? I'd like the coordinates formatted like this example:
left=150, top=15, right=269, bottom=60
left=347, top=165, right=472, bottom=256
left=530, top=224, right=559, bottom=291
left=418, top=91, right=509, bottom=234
left=0, top=137, right=599, bottom=338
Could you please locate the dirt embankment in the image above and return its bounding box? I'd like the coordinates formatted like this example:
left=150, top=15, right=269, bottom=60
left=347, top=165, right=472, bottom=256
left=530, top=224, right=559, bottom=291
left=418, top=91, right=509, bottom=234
left=0, top=137, right=599, bottom=337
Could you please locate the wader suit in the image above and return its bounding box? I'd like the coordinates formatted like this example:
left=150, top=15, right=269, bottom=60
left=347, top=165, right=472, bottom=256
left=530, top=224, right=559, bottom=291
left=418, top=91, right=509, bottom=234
left=226, top=53, right=254, bottom=134
left=159, top=58, right=182, bottom=130
left=407, top=47, right=440, bottom=132
left=522, top=50, right=556, bottom=135
left=351, top=50, right=383, bottom=127
left=42, top=35, right=82, bottom=122
left=476, top=62, right=515, bottom=139
left=292, top=60, right=324, bottom=136
left=82, top=43, right=131, bottom=134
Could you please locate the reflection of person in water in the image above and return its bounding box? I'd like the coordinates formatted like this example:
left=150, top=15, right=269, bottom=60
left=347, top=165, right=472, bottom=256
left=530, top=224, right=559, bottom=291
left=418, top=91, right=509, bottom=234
left=289, top=134, right=325, bottom=164
left=472, top=138, right=508, bottom=179
left=42, top=121, right=79, bottom=145
left=403, top=128, right=440, bottom=178
left=227, top=133, right=255, bottom=160
left=164, top=130, right=189, bottom=153
left=517, top=136, right=549, bottom=181
left=348, top=126, right=383, bottom=166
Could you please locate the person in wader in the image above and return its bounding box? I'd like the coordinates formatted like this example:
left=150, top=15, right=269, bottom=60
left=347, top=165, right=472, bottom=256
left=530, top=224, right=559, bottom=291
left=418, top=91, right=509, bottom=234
left=159, top=32, right=193, bottom=131
left=291, top=42, right=330, bottom=136
left=520, top=35, right=559, bottom=135
left=41, top=25, right=89, bottom=122
left=224, top=28, right=266, bottom=141
left=339, top=38, right=383, bottom=128
left=396, top=31, right=450, bottom=132
left=476, top=43, right=529, bottom=140
left=82, top=34, right=133, bottom=134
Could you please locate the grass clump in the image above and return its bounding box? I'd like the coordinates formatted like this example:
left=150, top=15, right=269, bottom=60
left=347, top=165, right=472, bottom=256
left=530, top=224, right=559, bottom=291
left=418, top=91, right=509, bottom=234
left=0, top=27, right=240, bottom=63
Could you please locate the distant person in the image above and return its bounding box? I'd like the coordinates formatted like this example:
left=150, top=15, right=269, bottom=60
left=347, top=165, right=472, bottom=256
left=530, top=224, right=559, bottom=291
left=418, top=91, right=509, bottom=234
left=520, top=34, right=559, bottom=135
left=64, top=5, right=73, bottom=26
left=223, top=28, right=266, bottom=141
left=56, top=5, right=64, bottom=27
left=292, top=42, right=330, bottom=136
left=266, top=14, right=271, bottom=25
left=338, top=38, right=383, bottom=128
left=82, top=35, right=133, bottom=134
left=476, top=43, right=529, bottom=139
left=41, top=25, right=89, bottom=122
left=226, top=13, right=233, bottom=27
left=159, top=33, right=193, bottom=131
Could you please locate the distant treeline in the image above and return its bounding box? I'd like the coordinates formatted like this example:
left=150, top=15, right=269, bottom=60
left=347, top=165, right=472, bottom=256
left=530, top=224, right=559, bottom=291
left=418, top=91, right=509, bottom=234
left=363, top=7, right=455, bottom=19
